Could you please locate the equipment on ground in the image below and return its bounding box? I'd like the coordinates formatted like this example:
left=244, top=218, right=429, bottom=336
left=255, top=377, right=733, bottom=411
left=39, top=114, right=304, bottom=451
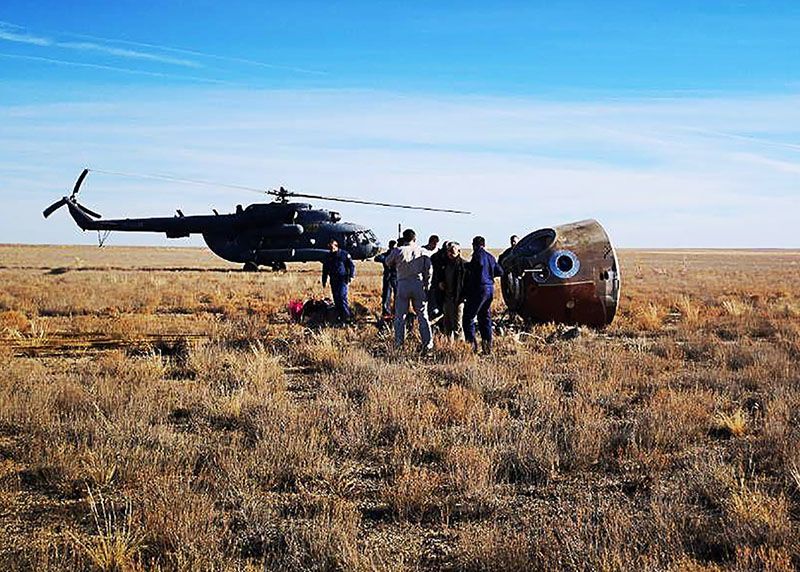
left=499, top=219, right=621, bottom=328
left=43, top=169, right=469, bottom=271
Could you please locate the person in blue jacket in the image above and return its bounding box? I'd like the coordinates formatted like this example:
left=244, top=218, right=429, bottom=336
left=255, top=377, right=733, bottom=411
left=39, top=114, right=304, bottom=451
left=322, top=238, right=355, bottom=324
left=463, top=235, right=504, bottom=353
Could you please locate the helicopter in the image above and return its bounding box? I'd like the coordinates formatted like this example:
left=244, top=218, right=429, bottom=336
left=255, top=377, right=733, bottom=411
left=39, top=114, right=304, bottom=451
left=43, top=169, right=470, bottom=271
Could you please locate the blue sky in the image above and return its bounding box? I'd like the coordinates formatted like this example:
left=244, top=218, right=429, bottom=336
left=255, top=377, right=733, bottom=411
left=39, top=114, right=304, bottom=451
left=1, top=1, right=799, bottom=247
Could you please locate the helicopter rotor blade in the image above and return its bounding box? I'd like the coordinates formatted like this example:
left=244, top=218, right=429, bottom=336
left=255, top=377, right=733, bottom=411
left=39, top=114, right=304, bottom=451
left=70, top=168, right=90, bottom=199
left=43, top=198, right=68, bottom=219
left=75, top=202, right=102, bottom=219
left=270, top=190, right=471, bottom=215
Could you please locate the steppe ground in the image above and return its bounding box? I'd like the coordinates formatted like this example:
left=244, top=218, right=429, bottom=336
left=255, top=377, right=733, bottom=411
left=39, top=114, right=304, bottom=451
left=1, top=244, right=799, bottom=571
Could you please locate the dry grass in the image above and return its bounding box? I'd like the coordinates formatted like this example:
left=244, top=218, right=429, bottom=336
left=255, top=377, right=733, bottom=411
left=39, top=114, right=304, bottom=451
left=714, top=408, right=749, bottom=438
left=70, top=489, right=145, bottom=572
left=1, top=245, right=799, bottom=571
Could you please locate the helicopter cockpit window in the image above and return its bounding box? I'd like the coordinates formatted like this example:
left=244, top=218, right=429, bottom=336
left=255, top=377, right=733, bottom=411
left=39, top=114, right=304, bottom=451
left=355, top=230, right=374, bottom=245
left=344, top=233, right=359, bottom=249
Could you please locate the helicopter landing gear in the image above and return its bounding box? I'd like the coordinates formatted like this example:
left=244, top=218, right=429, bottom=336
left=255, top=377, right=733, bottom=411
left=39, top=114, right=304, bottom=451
left=270, top=262, right=287, bottom=272
left=243, top=261, right=259, bottom=272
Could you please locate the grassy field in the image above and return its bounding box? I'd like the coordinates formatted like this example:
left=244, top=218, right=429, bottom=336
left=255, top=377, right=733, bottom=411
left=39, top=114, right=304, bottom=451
left=1, top=244, right=799, bottom=571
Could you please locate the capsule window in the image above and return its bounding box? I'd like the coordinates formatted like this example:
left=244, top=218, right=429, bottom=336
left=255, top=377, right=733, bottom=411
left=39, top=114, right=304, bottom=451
left=549, top=249, right=580, bottom=279
left=556, top=255, right=573, bottom=273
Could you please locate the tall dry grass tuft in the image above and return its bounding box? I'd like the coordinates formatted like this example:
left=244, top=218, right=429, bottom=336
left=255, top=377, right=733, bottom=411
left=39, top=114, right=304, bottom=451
left=713, top=408, right=748, bottom=438
left=725, top=483, right=792, bottom=548
left=385, top=462, right=446, bottom=523
left=71, top=488, right=145, bottom=572
left=638, top=388, right=714, bottom=451
left=446, top=444, right=493, bottom=496
left=302, top=331, right=342, bottom=370
left=0, top=309, right=30, bottom=336
left=632, top=301, right=669, bottom=331
left=456, top=524, right=531, bottom=571
left=720, top=297, right=753, bottom=317
left=675, top=294, right=703, bottom=327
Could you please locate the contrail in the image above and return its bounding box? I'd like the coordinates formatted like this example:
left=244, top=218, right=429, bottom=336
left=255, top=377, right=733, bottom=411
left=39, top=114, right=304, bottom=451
left=55, top=30, right=327, bottom=76
left=0, top=27, right=51, bottom=47
left=57, top=41, right=199, bottom=68
left=0, top=22, right=200, bottom=68
left=0, top=19, right=326, bottom=76
left=0, top=53, right=236, bottom=85
left=677, top=126, right=800, bottom=153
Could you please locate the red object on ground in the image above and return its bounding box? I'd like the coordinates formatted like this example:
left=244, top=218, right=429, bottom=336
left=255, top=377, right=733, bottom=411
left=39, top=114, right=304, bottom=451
left=287, top=299, right=305, bottom=322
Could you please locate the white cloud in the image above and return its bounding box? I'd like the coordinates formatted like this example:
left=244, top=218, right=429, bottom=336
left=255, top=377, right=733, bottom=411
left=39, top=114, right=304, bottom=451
left=1, top=88, right=798, bottom=248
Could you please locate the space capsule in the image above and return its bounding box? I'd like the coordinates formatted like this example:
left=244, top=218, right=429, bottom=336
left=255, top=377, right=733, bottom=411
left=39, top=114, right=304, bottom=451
left=499, top=219, right=621, bottom=328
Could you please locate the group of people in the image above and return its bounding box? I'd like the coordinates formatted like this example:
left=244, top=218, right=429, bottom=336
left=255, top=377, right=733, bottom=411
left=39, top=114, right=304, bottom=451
left=321, top=228, right=510, bottom=355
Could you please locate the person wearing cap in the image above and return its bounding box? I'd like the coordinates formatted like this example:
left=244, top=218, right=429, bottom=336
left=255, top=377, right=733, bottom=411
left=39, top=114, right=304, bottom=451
left=463, top=235, right=503, bottom=353
left=386, top=228, right=433, bottom=353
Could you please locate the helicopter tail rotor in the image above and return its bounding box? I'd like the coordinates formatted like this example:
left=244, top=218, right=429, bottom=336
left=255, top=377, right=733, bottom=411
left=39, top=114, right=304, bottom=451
left=43, top=169, right=102, bottom=219
left=71, top=168, right=90, bottom=200
left=75, top=202, right=102, bottom=219
left=43, top=198, right=68, bottom=219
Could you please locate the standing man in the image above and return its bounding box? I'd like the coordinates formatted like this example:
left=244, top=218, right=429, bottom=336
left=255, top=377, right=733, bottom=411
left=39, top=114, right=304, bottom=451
left=498, top=234, right=519, bottom=266
left=463, top=236, right=504, bottom=354
left=374, top=239, right=398, bottom=317
left=439, top=242, right=466, bottom=340
left=386, top=228, right=433, bottom=354
left=322, top=238, right=355, bottom=324
left=429, top=240, right=450, bottom=323
left=422, top=235, right=440, bottom=254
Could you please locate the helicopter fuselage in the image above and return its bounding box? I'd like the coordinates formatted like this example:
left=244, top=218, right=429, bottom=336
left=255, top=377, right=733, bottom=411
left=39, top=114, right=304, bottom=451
left=50, top=196, right=381, bottom=268
left=202, top=202, right=381, bottom=265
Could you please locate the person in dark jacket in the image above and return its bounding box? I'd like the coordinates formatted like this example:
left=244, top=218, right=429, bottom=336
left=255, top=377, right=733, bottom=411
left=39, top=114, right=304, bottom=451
left=463, top=236, right=504, bottom=353
left=429, top=240, right=450, bottom=323
left=374, top=239, right=398, bottom=317
left=439, top=241, right=466, bottom=340
left=498, top=234, right=519, bottom=266
left=321, top=238, right=355, bottom=323
left=422, top=235, right=440, bottom=254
